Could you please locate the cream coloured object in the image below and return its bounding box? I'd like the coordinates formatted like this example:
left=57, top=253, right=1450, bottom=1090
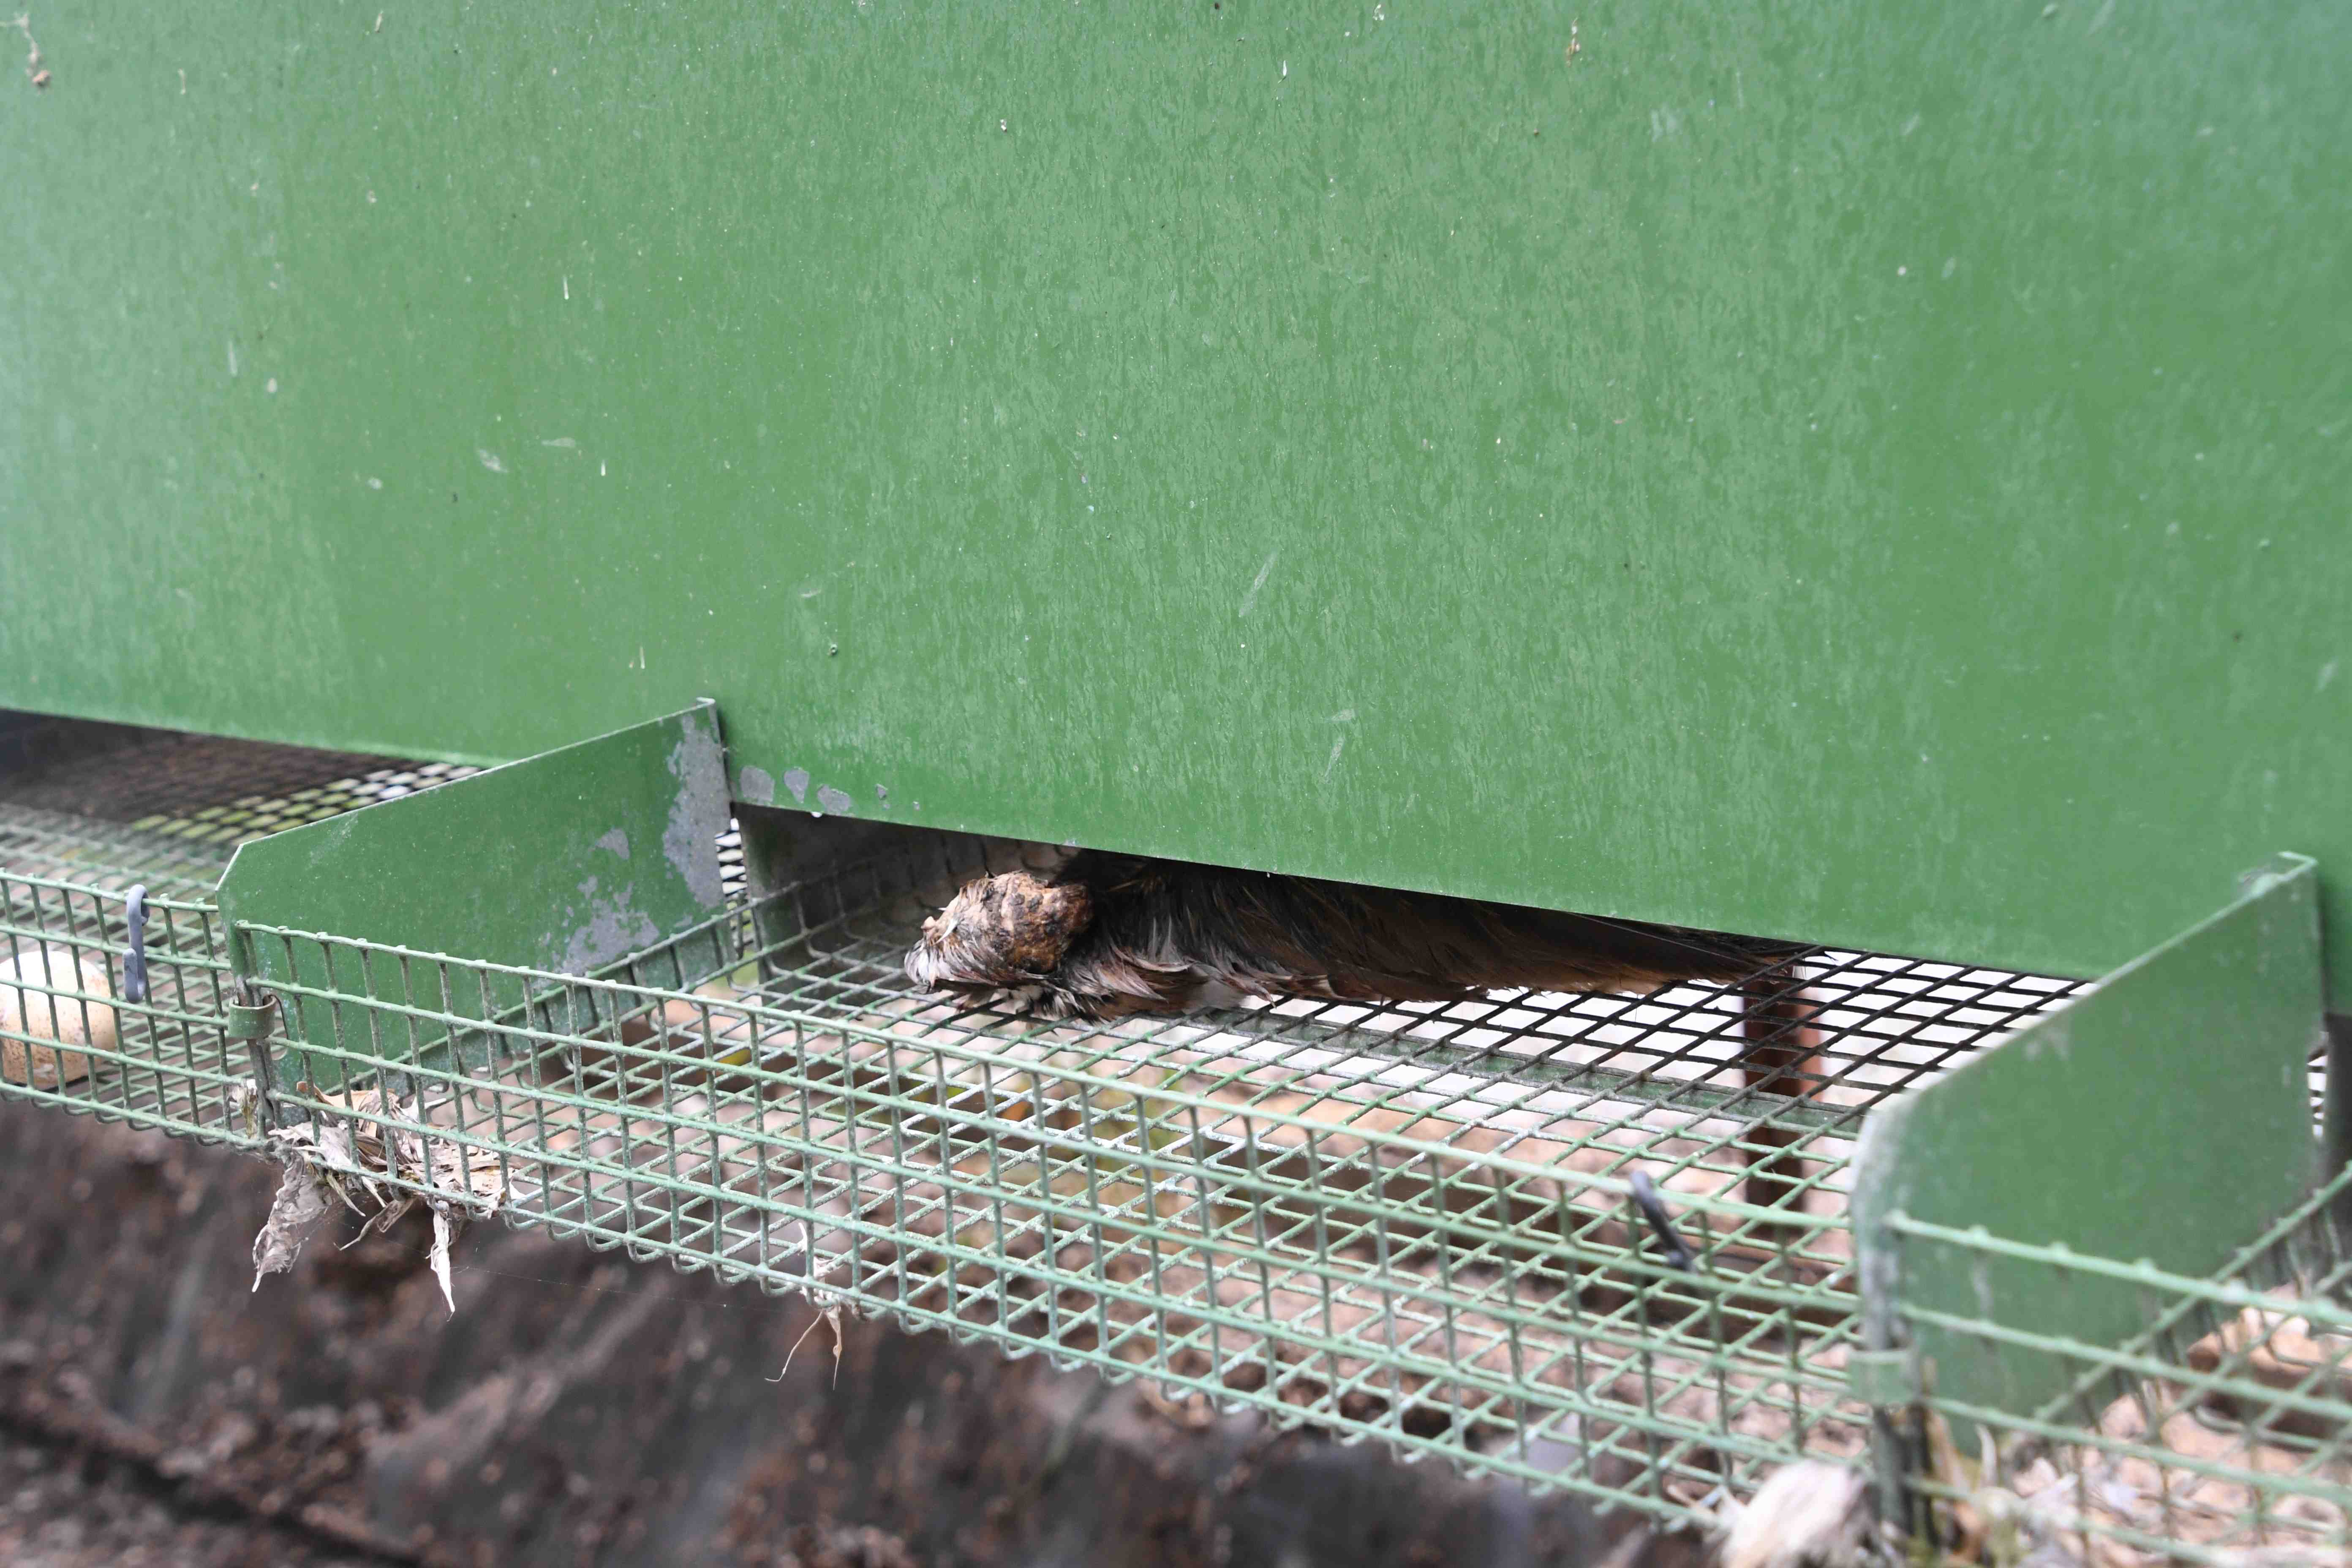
left=0, top=946, right=116, bottom=1089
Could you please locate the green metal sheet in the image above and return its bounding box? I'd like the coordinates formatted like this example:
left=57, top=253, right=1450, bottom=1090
left=3, top=3, right=2348, bottom=1002
left=213, top=704, right=728, bottom=1083
left=1851, top=853, right=2326, bottom=1425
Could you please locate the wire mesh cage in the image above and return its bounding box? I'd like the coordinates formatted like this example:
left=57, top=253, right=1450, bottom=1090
left=1884, top=1168, right=2352, bottom=1568
left=23, top=719, right=2340, bottom=1547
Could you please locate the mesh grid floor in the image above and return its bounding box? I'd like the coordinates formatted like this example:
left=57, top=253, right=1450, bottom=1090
left=0, top=720, right=2096, bottom=1519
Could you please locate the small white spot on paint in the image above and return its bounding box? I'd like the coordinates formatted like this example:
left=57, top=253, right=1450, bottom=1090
left=365, top=476, right=382, bottom=490
left=1239, top=552, right=1279, bottom=617
left=227, top=341, right=238, bottom=377
left=542, top=436, right=576, bottom=449
left=265, top=377, right=278, bottom=394
left=478, top=449, right=506, bottom=474
left=2321, top=661, right=2340, bottom=693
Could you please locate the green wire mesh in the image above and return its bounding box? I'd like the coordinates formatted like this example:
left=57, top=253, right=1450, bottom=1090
left=0, top=729, right=2132, bottom=1528
left=1885, top=1170, right=2352, bottom=1568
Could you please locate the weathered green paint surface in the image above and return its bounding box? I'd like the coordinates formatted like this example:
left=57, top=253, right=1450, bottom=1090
left=3, top=3, right=2347, bottom=999
left=215, top=705, right=727, bottom=1079
left=1853, top=855, right=2325, bottom=1424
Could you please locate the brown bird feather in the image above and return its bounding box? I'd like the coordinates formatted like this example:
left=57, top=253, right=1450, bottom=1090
left=905, top=851, right=1800, bottom=1021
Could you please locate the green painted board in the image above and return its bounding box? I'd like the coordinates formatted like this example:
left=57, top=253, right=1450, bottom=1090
left=3, top=3, right=2348, bottom=1003
left=214, top=705, right=728, bottom=1082
left=1851, top=855, right=2326, bottom=1424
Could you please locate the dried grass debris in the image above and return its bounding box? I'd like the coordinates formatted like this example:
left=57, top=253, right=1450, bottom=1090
left=248, top=1081, right=509, bottom=1313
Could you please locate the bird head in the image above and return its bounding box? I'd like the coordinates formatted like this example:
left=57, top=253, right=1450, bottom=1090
left=905, top=870, right=1095, bottom=996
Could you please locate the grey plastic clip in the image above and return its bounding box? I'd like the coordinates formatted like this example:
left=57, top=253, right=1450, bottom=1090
left=121, top=884, right=149, bottom=1004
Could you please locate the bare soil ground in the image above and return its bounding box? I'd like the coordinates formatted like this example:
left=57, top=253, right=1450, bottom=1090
left=0, top=1098, right=1696, bottom=1568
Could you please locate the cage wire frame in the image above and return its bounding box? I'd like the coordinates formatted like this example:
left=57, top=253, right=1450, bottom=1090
left=18, top=735, right=2344, bottom=1546
left=1883, top=1165, right=2352, bottom=1568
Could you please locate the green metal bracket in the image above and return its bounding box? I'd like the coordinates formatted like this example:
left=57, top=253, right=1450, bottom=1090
left=1846, top=1348, right=1921, bottom=1410
left=215, top=704, right=730, bottom=1090
left=1853, top=852, right=2328, bottom=1429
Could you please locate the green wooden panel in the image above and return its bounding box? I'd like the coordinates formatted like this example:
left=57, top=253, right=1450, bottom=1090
left=1851, top=855, right=2326, bottom=1424
left=214, top=704, right=728, bottom=1082
left=3, top=2, right=2347, bottom=1002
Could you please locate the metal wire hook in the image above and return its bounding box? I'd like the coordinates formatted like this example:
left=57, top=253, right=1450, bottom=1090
left=1630, top=1169, right=1697, bottom=1271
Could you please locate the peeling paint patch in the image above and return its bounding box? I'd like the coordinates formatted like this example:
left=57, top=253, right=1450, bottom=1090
left=662, top=708, right=729, bottom=911
left=594, top=827, right=631, bottom=860
left=300, top=812, right=361, bottom=871
left=559, top=902, right=663, bottom=973
left=2023, top=1015, right=2072, bottom=1062
left=738, top=765, right=777, bottom=806
left=782, top=768, right=811, bottom=805
left=816, top=785, right=853, bottom=815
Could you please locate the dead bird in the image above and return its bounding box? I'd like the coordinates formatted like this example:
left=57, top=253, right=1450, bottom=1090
left=904, top=850, right=1800, bottom=1021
